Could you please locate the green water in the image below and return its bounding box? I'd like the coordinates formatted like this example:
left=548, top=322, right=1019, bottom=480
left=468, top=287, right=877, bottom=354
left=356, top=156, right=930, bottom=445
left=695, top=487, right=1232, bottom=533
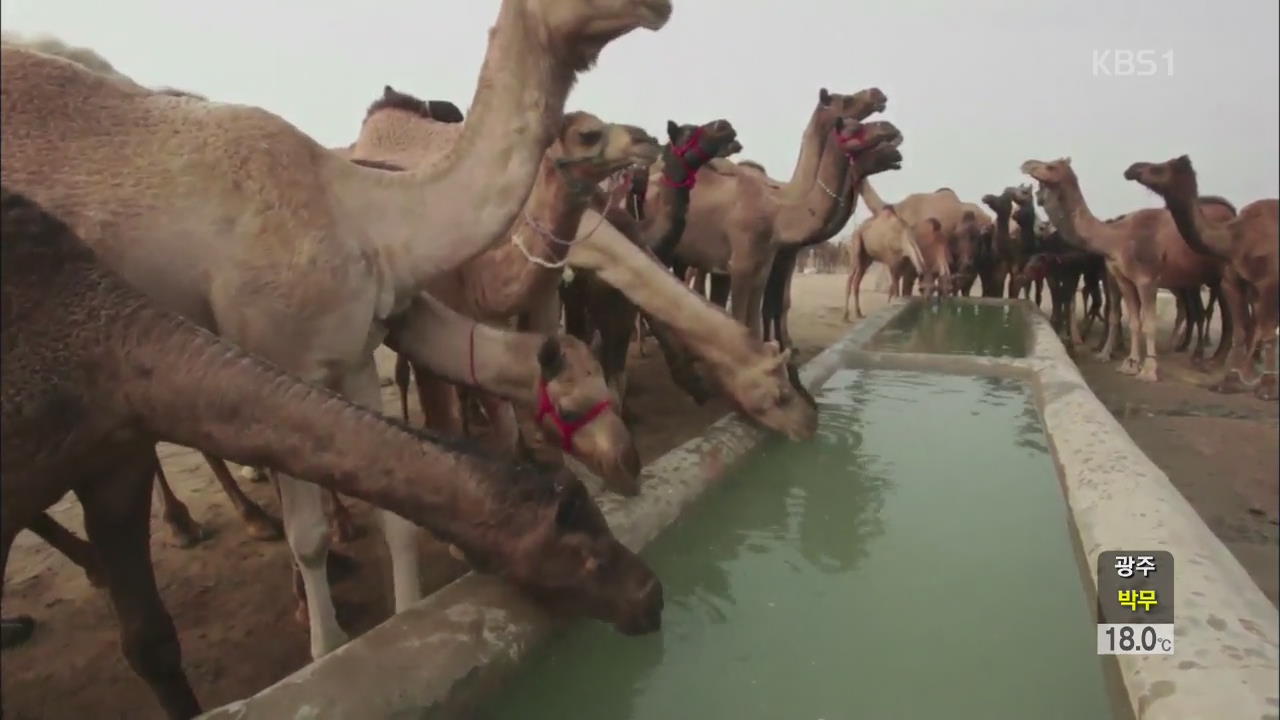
left=473, top=370, right=1111, bottom=720
left=868, top=299, right=1031, bottom=357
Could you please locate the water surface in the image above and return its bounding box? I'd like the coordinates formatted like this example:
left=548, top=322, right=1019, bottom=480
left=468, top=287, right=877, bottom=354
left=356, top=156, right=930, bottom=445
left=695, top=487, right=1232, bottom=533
left=868, top=299, right=1030, bottom=357
left=475, top=370, right=1110, bottom=720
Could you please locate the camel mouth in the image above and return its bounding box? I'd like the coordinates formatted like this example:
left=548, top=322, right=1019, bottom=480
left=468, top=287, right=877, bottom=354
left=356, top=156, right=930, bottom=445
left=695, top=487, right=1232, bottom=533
left=1122, top=163, right=1148, bottom=182
left=721, top=139, right=744, bottom=157
left=637, top=0, right=674, bottom=29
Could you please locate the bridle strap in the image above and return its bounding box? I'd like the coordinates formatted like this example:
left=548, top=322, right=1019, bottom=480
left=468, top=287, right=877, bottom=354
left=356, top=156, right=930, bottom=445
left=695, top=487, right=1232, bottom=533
left=535, top=379, right=613, bottom=453
left=659, top=126, right=708, bottom=189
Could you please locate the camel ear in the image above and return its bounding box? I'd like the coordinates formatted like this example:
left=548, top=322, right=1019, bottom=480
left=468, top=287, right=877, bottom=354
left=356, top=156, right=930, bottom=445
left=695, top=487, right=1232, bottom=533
left=383, top=85, right=395, bottom=97
left=819, top=88, right=832, bottom=106
left=666, top=120, right=679, bottom=143
left=537, top=336, right=565, bottom=380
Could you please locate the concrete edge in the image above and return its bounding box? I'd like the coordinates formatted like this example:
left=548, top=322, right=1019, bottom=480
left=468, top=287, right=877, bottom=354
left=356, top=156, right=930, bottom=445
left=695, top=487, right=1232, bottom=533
left=196, top=327, right=853, bottom=720
left=200, top=297, right=1279, bottom=720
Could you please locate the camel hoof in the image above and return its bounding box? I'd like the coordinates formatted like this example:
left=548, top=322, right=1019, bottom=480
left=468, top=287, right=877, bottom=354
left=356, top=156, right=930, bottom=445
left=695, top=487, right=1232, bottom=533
left=1, top=615, right=36, bottom=649
left=243, top=509, right=285, bottom=542
left=164, top=512, right=213, bottom=549
left=1210, top=371, right=1254, bottom=394
left=1093, top=348, right=1113, bottom=362
left=1255, top=376, right=1279, bottom=402
left=1116, top=358, right=1141, bottom=375
left=1135, top=362, right=1159, bottom=383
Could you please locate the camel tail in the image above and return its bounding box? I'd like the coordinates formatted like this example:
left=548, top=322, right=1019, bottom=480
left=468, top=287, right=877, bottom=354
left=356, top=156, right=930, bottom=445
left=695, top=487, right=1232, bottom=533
left=903, top=222, right=928, bottom=276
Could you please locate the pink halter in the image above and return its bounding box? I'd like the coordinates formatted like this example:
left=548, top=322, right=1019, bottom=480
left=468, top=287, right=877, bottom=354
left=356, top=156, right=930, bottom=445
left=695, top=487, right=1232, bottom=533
left=536, top=379, right=613, bottom=453
left=660, top=126, right=708, bottom=189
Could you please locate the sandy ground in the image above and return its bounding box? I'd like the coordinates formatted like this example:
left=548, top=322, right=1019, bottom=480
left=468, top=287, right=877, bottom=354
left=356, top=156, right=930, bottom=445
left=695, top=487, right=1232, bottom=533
left=2, top=271, right=1276, bottom=719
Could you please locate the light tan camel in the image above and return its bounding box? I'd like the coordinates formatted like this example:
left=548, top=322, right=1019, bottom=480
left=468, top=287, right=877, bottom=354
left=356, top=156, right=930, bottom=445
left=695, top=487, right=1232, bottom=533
left=346, top=91, right=819, bottom=441
left=385, top=109, right=662, bottom=495
left=660, top=88, right=888, bottom=337
left=1, top=0, right=672, bottom=660
left=1, top=185, right=663, bottom=719
left=1022, top=158, right=1233, bottom=381
left=1125, top=155, right=1279, bottom=399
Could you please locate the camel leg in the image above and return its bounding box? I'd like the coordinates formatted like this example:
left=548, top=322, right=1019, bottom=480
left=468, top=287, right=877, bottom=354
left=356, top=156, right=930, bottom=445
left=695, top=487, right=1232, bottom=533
left=1253, top=285, right=1279, bottom=401
left=152, top=454, right=210, bottom=548
left=1113, top=276, right=1143, bottom=374
left=1208, top=274, right=1244, bottom=368
left=1067, top=275, right=1084, bottom=347
left=844, top=254, right=870, bottom=321
left=26, top=512, right=106, bottom=588
left=634, top=313, right=647, bottom=358
left=394, top=353, right=412, bottom=422
left=1135, top=282, right=1160, bottom=382
left=708, top=273, right=731, bottom=309
left=728, top=268, right=759, bottom=337
left=1171, top=292, right=1188, bottom=352
left=1095, top=272, right=1122, bottom=360
left=1208, top=277, right=1255, bottom=392
left=198, top=453, right=284, bottom=541
left=77, top=451, right=201, bottom=719
left=1189, top=290, right=1209, bottom=362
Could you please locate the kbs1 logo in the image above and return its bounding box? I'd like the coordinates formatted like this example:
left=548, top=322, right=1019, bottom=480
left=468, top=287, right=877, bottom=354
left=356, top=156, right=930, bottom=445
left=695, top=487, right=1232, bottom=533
left=1092, top=49, right=1174, bottom=77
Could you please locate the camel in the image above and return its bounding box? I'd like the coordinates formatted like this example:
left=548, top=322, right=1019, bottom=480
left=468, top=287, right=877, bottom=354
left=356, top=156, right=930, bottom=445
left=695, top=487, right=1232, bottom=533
left=559, top=117, right=742, bottom=408
left=382, top=108, right=662, bottom=495
left=1007, top=184, right=1040, bottom=300
left=2, top=0, right=672, bottom=661
left=761, top=121, right=906, bottom=346
left=0, top=186, right=663, bottom=718
left=1022, top=158, right=1235, bottom=381
left=857, top=183, right=994, bottom=292
left=1125, top=155, right=1280, bottom=399
left=343, top=88, right=817, bottom=439
left=659, top=87, right=888, bottom=338
left=842, top=206, right=927, bottom=320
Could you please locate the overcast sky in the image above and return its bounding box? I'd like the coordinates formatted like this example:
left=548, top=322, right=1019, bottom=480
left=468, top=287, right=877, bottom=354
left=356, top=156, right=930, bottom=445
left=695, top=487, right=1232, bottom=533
left=4, top=0, right=1276, bottom=231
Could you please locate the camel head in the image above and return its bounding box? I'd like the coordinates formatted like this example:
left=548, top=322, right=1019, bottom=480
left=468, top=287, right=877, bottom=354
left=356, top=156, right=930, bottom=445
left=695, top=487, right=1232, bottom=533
left=1020, top=158, right=1075, bottom=188
left=658, top=118, right=739, bottom=186
left=840, top=119, right=904, bottom=174
left=537, top=0, right=673, bottom=71
left=949, top=210, right=981, bottom=287
left=722, top=340, right=818, bottom=441
left=981, top=189, right=1014, bottom=217
left=819, top=86, right=889, bottom=121
left=1008, top=183, right=1034, bottom=209
left=458, top=462, right=662, bottom=634
left=1123, top=155, right=1196, bottom=201
left=552, top=111, right=660, bottom=196
left=531, top=335, right=642, bottom=496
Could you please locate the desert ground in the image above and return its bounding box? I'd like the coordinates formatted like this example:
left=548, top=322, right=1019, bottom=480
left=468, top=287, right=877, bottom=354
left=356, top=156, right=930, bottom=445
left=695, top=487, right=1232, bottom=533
left=2, top=270, right=1276, bottom=719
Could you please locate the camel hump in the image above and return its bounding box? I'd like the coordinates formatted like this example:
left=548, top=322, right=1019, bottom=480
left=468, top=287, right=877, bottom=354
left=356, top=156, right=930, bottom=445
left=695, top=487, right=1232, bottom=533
left=737, top=160, right=768, bottom=175
left=961, top=210, right=976, bottom=223
left=364, top=86, right=465, bottom=124
left=1198, top=194, right=1238, bottom=216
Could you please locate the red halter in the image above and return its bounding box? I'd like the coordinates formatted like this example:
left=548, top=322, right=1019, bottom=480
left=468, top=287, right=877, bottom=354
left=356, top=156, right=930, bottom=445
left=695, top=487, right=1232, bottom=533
left=659, top=126, right=707, bottom=189
left=839, top=125, right=866, bottom=164
left=535, top=379, right=613, bottom=453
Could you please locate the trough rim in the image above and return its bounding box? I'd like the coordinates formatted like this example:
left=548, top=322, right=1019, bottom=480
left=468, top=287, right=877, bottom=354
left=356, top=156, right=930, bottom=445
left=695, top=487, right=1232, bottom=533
left=199, top=296, right=1279, bottom=720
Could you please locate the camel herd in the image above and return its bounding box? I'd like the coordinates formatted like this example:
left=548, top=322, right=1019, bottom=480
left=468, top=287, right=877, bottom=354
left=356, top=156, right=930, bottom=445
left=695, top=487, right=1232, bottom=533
left=0, top=1, right=1275, bottom=718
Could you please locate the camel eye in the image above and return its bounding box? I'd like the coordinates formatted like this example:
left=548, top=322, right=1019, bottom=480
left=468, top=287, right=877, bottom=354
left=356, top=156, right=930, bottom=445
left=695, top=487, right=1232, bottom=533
left=579, top=130, right=602, bottom=145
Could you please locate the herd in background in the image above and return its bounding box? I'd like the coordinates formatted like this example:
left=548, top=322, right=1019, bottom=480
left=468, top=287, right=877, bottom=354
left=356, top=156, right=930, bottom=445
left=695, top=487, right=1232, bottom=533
left=0, top=1, right=1276, bottom=718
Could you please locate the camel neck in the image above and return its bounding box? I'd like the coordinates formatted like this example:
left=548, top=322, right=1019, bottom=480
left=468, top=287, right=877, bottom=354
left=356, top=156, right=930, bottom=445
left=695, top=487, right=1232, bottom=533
left=1163, top=189, right=1233, bottom=261
left=387, top=293, right=539, bottom=404
left=1042, top=180, right=1113, bottom=257
left=567, top=210, right=754, bottom=372
left=335, top=0, right=577, bottom=300
left=858, top=180, right=888, bottom=213
left=643, top=148, right=699, bottom=259
left=114, top=304, right=508, bottom=550
left=779, top=104, right=833, bottom=200
left=773, top=133, right=853, bottom=245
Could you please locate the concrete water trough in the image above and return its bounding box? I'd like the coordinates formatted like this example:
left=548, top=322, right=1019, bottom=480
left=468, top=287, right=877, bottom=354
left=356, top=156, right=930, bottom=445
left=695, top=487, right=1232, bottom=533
left=199, top=297, right=1279, bottom=720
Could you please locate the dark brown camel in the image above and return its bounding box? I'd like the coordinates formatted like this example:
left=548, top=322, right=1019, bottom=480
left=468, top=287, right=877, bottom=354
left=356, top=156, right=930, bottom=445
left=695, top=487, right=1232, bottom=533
left=0, top=186, right=662, bottom=719
left=1126, top=155, right=1279, bottom=399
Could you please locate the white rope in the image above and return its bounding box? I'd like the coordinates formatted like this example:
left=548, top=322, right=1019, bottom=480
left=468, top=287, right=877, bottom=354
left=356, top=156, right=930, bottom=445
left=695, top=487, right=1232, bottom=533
left=817, top=177, right=845, bottom=207
left=512, top=169, right=629, bottom=268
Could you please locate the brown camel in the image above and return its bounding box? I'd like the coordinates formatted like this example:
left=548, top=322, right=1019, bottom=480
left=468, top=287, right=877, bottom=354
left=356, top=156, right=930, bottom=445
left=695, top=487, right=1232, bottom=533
left=563, top=117, right=742, bottom=407
left=1125, top=155, right=1280, bottom=399
left=1, top=0, right=671, bottom=660
left=0, top=186, right=662, bottom=719
left=1022, top=158, right=1234, bottom=381
left=384, top=108, right=661, bottom=495
left=662, top=88, right=888, bottom=338
left=761, top=121, right=906, bottom=346
left=843, top=206, right=927, bottom=320
left=344, top=88, right=817, bottom=439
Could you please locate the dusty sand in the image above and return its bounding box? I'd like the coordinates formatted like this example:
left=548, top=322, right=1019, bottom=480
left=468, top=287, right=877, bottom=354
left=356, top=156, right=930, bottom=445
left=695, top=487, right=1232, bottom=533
left=2, top=271, right=1276, bottom=719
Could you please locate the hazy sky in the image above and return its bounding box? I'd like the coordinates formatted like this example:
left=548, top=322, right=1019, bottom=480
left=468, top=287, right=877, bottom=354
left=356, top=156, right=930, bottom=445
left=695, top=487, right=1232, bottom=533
left=4, top=0, right=1277, bottom=230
